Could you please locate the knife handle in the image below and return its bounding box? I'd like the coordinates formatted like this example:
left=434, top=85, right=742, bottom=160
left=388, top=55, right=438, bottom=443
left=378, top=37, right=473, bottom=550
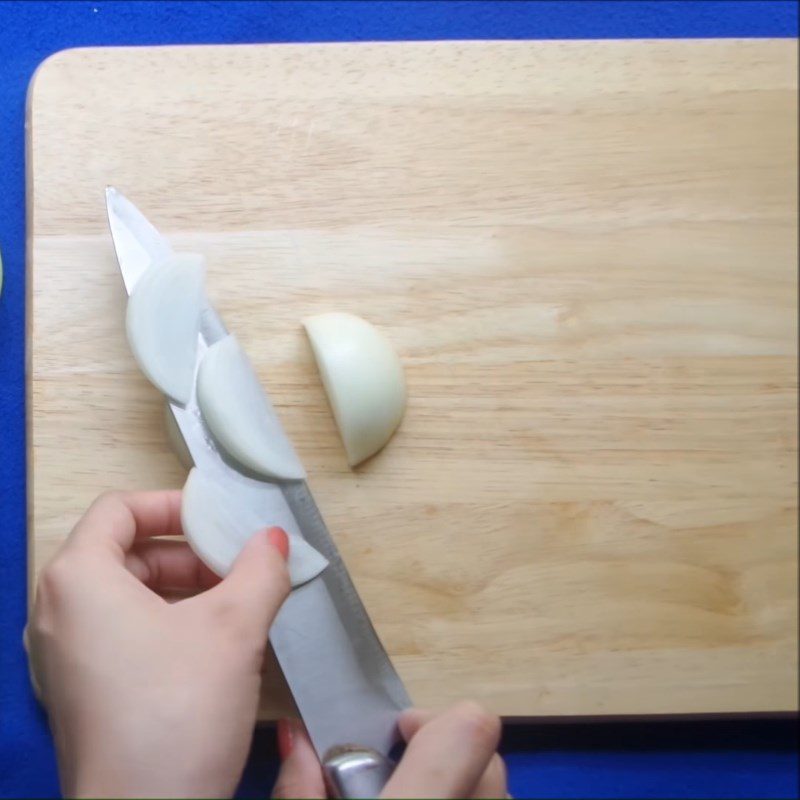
left=323, top=746, right=395, bottom=799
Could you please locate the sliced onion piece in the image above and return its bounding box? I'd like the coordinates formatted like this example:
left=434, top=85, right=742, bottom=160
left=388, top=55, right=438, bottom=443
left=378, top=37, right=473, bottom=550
left=196, top=335, right=306, bottom=481
left=303, top=312, right=406, bottom=467
left=126, top=253, right=205, bottom=404
left=181, top=466, right=328, bottom=586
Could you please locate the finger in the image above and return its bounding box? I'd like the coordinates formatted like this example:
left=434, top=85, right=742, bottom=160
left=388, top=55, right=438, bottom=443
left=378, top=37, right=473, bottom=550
left=125, top=540, right=220, bottom=593
left=272, top=718, right=327, bottom=799
left=69, top=490, right=183, bottom=556
left=398, top=707, right=435, bottom=740
left=382, top=701, right=501, bottom=799
left=471, top=754, right=508, bottom=800
left=398, top=709, right=507, bottom=799
left=197, top=527, right=291, bottom=636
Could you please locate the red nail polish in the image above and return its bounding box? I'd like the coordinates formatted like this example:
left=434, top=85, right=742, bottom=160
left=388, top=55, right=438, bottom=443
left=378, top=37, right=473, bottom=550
left=267, top=526, right=290, bottom=560
left=277, top=717, right=294, bottom=759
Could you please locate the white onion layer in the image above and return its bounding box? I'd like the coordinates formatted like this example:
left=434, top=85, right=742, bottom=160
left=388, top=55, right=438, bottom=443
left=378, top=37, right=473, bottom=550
left=196, top=334, right=306, bottom=481
left=181, top=466, right=328, bottom=586
left=126, top=253, right=205, bottom=404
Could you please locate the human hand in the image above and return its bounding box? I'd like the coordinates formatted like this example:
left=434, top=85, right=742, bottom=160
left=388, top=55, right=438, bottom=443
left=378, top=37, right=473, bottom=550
left=25, top=490, right=290, bottom=799
left=272, top=701, right=507, bottom=799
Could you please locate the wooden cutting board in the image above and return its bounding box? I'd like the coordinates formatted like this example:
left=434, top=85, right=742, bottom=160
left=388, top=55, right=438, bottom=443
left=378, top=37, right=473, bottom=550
left=28, top=40, right=798, bottom=719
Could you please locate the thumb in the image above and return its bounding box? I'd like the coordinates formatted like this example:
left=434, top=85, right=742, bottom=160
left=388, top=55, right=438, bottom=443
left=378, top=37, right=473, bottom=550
left=205, top=527, right=291, bottom=635
left=273, top=718, right=327, bottom=799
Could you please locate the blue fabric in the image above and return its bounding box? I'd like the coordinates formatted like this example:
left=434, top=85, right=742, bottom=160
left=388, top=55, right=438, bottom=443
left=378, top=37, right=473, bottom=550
left=0, top=2, right=797, bottom=798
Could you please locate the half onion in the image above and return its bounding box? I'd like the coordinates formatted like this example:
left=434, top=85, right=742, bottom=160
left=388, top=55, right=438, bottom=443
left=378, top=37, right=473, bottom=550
left=304, top=312, right=406, bottom=467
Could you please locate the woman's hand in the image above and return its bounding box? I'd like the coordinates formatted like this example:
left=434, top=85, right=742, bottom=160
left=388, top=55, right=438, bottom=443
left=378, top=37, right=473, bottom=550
left=25, top=490, right=290, bottom=799
left=273, top=702, right=507, bottom=799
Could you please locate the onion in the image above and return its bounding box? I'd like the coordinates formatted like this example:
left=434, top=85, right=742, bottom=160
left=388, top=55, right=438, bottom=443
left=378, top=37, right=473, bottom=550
left=126, top=253, right=205, bottom=404
left=303, top=312, right=406, bottom=466
left=181, top=466, right=328, bottom=586
left=196, top=334, right=306, bottom=481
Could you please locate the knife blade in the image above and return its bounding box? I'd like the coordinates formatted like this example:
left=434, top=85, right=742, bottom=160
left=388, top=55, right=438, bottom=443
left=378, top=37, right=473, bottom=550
left=105, top=188, right=411, bottom=798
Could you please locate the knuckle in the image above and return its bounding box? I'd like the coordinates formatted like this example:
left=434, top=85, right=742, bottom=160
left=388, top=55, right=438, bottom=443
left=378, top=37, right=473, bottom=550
left=36, top=556, right=73, bottom=598
left=212, top=599, right=257, bottom=646
left=453, top=700, right=501, bottom=749
left=211, top=596, right=240, bottom=626
left=31, top=557, right=75, bottom=636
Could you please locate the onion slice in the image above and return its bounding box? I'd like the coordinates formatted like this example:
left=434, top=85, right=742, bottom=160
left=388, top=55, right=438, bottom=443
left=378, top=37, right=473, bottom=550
left=303, top=312, right=406, bottom=467
left=196, top=334, right=306, bottom=481
left=126, top=253, right=205, bottom=404
left=181, top=466, right=328, bottom=586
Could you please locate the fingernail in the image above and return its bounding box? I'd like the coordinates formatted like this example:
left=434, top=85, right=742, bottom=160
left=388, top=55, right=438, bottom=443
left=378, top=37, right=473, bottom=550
left=277, top=717, right=294, bottom=759
left=267, top=526, right=290, bottom=561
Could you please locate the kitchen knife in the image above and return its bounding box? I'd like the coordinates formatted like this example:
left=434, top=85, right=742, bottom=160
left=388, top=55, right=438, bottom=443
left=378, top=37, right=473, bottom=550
left=105, top=188, right=411, bottom=799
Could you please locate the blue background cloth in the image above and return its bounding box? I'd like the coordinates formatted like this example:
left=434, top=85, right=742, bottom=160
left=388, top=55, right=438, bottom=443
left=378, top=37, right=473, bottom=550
left=0, top=2, right=797, bottom=797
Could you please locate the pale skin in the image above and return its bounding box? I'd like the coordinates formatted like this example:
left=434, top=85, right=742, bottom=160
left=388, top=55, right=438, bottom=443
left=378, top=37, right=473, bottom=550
left=26, top=490, right=508, bottom=799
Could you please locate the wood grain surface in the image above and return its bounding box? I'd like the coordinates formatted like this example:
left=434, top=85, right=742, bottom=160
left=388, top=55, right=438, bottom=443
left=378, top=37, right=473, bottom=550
left=27, top=40, right=798, bottom=719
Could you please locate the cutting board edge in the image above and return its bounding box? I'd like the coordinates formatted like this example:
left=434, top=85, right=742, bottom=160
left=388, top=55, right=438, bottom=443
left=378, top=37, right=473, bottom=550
left=25, top=38, right=799, bottom=720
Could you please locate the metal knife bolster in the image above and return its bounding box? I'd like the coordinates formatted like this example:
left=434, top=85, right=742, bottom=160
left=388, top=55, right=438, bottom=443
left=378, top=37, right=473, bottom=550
left=324, top=747, right=396, bottom=799
left=106, top=188, right=411, bottom=796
